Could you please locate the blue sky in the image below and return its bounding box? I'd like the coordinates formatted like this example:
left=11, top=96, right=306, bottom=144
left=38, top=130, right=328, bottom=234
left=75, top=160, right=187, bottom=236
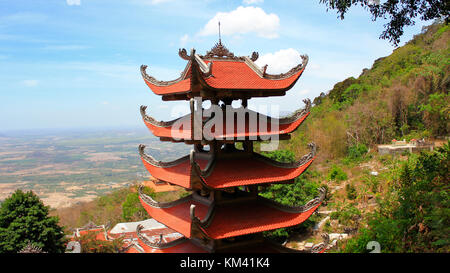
left=0, top=0, right=430, bottom=131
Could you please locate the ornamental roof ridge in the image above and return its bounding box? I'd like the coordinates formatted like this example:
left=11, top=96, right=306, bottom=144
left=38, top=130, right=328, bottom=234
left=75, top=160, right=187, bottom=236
left=140, top=105, right=187, bottom=128
left=190, top=39, right=259, bottom=62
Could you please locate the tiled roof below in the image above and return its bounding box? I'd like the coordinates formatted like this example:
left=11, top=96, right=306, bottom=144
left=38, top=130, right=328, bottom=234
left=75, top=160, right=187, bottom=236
left=142, top=111, right=309, bottom=141
left=140, top=151, right=314, bottom=189
left=139, top=195, right=322, bottom=239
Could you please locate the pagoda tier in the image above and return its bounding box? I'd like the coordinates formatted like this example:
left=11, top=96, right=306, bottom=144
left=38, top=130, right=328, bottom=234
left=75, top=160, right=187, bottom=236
left=135, top=223, right=329, bottom=253
left=138, top=186, right=325, bottom=241
left=134, top=39, right=328, bottom=253
left=138, top=143, right=316, bottom=190
left=141, top=42, right=308, bottom=101
left=140, top=99, right=311, bottom=143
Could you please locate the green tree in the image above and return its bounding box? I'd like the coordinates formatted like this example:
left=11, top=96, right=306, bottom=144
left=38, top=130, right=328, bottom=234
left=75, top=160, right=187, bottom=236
left=419, top=92, right=450, bottom=136
left=319, top=0, right=449, bottom=45
left=260, top=150, right=322, bottom=241
left=0, top=190, right=66, bottom=253
left=122, top=192, right=147, bottom=222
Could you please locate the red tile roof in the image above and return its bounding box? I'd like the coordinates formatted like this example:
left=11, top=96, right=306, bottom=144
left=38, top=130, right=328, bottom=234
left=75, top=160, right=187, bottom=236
left=203, top=60, right=304, bottom=90
left=140, top=152, right=314, bottom=189
left=143, top=78, right=191, bottom=95
left=142, top=110, right=309, bottom=142
left=141, top=51, right=307, bottom=100
left=204, top=199, right=321, bottom=239
left=139, top=197, right=209, bottom=238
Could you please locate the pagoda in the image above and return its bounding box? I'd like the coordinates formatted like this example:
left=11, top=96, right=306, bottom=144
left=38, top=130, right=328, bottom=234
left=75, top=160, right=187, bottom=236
left=136, top=40, right=328, bottom=253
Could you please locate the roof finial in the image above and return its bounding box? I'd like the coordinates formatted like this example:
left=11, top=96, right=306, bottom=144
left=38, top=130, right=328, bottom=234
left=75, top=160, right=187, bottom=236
left=218, top=21, right=221, bottom=44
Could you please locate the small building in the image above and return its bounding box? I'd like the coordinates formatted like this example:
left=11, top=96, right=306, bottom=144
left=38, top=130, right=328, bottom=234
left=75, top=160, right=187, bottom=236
left=378, top=139, right=434, bottom=155
left=67, top=219, right=183, bottom=253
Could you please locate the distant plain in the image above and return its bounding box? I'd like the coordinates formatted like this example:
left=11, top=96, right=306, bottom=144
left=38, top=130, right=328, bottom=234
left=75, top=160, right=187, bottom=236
left=0, top=128, right=190, bottom=208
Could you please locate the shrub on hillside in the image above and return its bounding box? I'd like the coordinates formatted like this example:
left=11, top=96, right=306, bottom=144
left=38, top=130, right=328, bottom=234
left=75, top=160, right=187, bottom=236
left=341, top=142, right=450, bottom=252
left=327, top=165, right=348, bottom=181
left=348, top=144, right=368, bottom=160
left=345, top=183, right=358, bottom=200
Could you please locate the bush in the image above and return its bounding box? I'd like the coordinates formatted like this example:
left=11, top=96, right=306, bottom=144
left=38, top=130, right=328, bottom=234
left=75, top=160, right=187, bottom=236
left=330, top=204, right=361, bottom=227
left=348, top=144, right=368, bottom=160
left=327, top=165, right=348, bottom=181
left=346, top=184, right=358, bottom=200
left=340, top=142, right=450, bottom=252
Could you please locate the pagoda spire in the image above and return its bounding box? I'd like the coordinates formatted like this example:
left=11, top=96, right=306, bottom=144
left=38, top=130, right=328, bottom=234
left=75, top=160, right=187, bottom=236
left=218, top=21, right=222, bottom=45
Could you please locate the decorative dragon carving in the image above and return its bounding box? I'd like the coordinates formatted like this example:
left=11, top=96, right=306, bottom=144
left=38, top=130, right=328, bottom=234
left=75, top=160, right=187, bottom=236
left=254, top=142, right=317, bottom=169
left=136, top=224, right=188, bottom=250
left=179, top=48, right=190, bottom=60
left=279, top=98, right=311, bottom=124
left=261, top=187, right=326, bottom=213
left=250, top=51, right=259, bottom=62
left=140, top=65, right=185, bottom=86
left=140, top=105, right=185, bottom=127
left=203, top=41, right=236, bottom=59
left=263, top=54, right=309, bottom=80
left=138, top=185, right=193, bottom=208
left=138, top=144, right=190, bottom=168
left=311, top=233, right=330, bottom=253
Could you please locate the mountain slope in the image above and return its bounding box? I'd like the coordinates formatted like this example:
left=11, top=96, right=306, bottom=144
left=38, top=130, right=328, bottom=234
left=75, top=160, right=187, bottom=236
left=283, top=22, right=449, bottom=162
left=273, top=22, right=449, bottom=253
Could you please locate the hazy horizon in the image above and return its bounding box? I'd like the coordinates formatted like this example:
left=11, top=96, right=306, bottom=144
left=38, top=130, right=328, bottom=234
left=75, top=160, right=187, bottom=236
left=0, top=0, right=431, bottom=131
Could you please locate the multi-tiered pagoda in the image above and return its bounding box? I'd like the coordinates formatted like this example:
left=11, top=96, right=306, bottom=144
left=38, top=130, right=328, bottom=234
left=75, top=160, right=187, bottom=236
left=136, top=40, right=328, bottom=253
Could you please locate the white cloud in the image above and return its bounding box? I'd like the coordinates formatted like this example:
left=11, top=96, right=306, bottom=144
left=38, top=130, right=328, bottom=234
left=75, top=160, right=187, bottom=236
left=198, top=6, right=280, bottom=39
left=180, top=34, right=189, bottom=47
left=66, top=0, right=81, bottom=6
left=243, top=0, right=264, bottom=4
left=255, top=48, right=303, bottom=74
left=22, top=80, right=39, bottom=87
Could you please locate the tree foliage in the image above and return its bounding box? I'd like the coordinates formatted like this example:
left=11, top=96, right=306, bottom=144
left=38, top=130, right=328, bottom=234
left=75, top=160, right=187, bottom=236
left=0, top=190, right=66, bottom=253
left=342, top=142, right=450, bottom=252
left=260, top=150, right=323, bottom=241
left=319, top=0, right=449, bottom=45
left=122, top=192, right=148, bottom=222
